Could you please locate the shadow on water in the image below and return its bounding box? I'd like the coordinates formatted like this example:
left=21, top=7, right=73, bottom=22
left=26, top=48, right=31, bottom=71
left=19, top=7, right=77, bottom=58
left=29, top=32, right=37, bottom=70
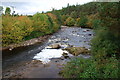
left=2, top=42, right=46, bottom=69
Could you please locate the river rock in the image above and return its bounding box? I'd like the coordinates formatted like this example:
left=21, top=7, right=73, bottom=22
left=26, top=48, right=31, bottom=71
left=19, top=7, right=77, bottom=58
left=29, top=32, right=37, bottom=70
left=62, top=52, right=69, bottom=59
left=46, top=43, right=61, bottom=49
left=31, top=60, right=42, bottom=64
left=64, top=47, right=90, bottom=56
left=88, top=34, right=92, bottom=36
left=86, top=29, right=90, bottom=31
left=60, top=56, right=65, bottom=60
left=62, top=52, right=68, bottom=56
left=64, top=55, right=69, bottom=59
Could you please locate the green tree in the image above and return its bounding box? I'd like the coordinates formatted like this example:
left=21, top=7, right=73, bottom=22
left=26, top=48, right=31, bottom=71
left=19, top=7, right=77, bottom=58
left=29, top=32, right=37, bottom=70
left=65, top=17, right=75, bottom=26
left=0, top=6, right=3, bottom=15
left=2, top=15, right=33, bottom=46
left=61, top=15, right=69, bottom=25
left=32, top=13, right=52, bottom=36
left=70, top=11, right=77, bottom=19
left=47, top=13, right=60, bottom=32
left=5, top=7, right=11, bottom=15
left=76, top=16, right=88, bottom=27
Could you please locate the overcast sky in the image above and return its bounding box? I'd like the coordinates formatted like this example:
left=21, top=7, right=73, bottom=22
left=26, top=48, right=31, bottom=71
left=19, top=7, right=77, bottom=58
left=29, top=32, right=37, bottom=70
left=1, top=0, right=94, bottom=15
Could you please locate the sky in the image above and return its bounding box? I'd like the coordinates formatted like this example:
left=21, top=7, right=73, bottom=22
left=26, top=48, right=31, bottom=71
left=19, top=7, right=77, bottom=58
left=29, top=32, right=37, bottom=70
left=1, top=0, right=94, bottom=15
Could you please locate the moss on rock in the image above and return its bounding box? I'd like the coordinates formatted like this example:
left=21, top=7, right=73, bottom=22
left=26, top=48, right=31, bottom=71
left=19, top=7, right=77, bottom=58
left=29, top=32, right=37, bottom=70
left=64, top=47, right=90, bottom=56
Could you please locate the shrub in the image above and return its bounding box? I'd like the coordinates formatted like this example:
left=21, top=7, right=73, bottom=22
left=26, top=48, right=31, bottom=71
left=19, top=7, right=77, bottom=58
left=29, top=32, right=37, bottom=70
left=25, top=13, right=61, bottom=40
left=2, top=15, right=33, bottom=46
left=61, top=58, right=96, bottom=78
left=76, top=16, right=88, bottom=27
left=24, top=13, right=53, bottom=40
left=61, top=15, right=69, bottom=25
left=16, top=16, right=33, bottom=36
left=47, top=13, right=60, bottom=32
left=99, top=2, right=120, bottom=37
left=91, top=27, right=119, bottom=59
left=65, top=17, right=75, bottom=26
left=32, top=13, right=52, bottom=34
left=61, top=57, right=119, bottom=78
left=92, top=19, right=101, bottom=29
left=91, top=2, right=120, bottom=59
left=86, top=13, right=99, bottom=28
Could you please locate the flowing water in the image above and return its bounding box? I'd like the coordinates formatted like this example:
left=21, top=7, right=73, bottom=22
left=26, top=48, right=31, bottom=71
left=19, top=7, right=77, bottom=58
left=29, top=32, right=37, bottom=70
left=2, top=26, right=93, bottom=78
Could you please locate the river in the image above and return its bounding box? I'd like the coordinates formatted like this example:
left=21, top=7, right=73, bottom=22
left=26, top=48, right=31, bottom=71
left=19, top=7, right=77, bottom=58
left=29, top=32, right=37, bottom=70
left=2, top=26, right=93, bottom=78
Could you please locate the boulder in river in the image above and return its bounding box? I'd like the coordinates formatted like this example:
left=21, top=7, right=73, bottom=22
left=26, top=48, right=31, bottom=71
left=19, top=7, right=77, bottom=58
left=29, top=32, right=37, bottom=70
left=62, top=52, right=69, bottom=59
left=86, top=29, right=90, bottom=31
left=62, top=52, right=68, bottom=56
left=60, top=56, right=65, bottom=60
left=46, top=43, right=61, bottom=49
left=64, top=47, right=90, bottom=56
left=88, top=34, right=92, bottom=36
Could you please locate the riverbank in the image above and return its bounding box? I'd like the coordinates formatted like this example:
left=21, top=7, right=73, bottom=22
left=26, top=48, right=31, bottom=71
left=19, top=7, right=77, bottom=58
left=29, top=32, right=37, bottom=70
left=1, top=34, right=51, bottom=51
left=1, top=26, right=69, bottom=51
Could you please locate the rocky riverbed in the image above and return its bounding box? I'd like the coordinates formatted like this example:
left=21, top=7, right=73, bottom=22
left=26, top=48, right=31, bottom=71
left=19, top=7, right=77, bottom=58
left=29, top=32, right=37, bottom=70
left=2, top=26, right=93, bottom=78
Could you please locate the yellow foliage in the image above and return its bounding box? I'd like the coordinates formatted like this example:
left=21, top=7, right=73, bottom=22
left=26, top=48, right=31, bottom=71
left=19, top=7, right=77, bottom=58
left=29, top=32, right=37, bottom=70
left=86, top=13, right=99, bottom=28
left=47, top=13, right=60, bottom=32
left=65, top=17, right=75, bottom=26
left=2, top=15, right=33, bottom=46
left=32, top=13, right=52, bottom=34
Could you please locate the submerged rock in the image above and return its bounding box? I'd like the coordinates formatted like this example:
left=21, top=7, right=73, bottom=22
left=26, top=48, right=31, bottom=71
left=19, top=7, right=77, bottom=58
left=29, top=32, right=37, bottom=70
left=86, top=29, right=90, bottom=31
left=88, top=34, right=92, bottom=36
left=64, top=55, right=69, bottom=59
left=64, top=47, right=90, bottom=56
left=31, top=60, right=42, bottom=64
left=60, top=56, right=65, bottom=60
left=62, top=52, right=69, bottom=59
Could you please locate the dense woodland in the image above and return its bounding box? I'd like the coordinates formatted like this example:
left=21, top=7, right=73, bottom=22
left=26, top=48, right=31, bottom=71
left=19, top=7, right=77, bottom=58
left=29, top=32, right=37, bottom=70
left=1, top=2, right=120, bottom=78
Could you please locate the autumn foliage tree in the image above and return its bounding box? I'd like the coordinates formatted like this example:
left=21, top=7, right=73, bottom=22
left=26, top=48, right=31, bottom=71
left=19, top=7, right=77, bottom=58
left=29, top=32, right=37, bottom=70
left=65, top=17, right=75, bottom=26
left=2, top=15, right=33, bottom=46
left=47, top=13, right=60, bottom=32
left=76, top=16, right=88, bottom=27
left=32, top=13, right=52, bottom=34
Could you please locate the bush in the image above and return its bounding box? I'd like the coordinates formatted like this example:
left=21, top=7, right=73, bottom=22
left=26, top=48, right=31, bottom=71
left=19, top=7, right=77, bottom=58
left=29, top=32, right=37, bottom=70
left=61, top=57, right=119, bottom=78
left=2, top=15, right=33, bottom=46
left=91, top=27, right=119, bottom=59
left=24, top=13, right=60, bottom=40
left=47, top=13, right=60, bottom=32
left=2, top=13, right=61, bottom=45
left=90, top=2, right=120, bottom=59
left=65, top=17, right=75, bottom=26
left=86, top=13, right=99, bottom=28
left=24, top=13, right=53, bottom=40
left=32, top=13, right=52, bottom=34
left=76, top=16, right=88, bottom=27
left=92, top=19, right=101, bottom=29
left=61, top=15, right=69, bottom=25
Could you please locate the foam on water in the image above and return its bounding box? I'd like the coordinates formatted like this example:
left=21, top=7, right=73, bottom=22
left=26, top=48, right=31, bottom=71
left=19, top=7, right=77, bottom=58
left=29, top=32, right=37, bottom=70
left=33, top=49, right=68, bottom=64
